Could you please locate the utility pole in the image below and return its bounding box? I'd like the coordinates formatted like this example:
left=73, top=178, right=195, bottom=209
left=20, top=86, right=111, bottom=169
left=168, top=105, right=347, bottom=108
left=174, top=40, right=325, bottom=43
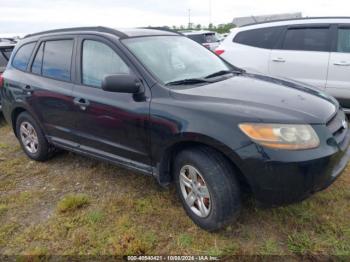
left=188, top=9, right=191, bottom=29
left=209, top=0, right=212, bottom=25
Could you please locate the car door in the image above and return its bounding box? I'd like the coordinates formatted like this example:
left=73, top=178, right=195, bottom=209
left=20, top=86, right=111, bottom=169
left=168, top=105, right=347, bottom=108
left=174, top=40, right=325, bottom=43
left=72, top=36, right=152, bottom=168
left=326, top=25, right=350, bottom=109
left=269, top=25, right=331, bottom=89
left=25, top=37, right=79, bottom=145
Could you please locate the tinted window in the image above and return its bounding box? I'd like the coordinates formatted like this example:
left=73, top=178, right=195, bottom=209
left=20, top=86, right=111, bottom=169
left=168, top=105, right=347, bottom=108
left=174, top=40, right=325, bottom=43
left=42, top=40, right=73, bottom=81
left=187, top=34, right=205, bottom=43
left=234, top=27, right=283, bottom=49
left=82, top=40, right=130, bottom=88
left=31, top=42, right=44, bottom=74
left=337, top=28, right=350, bottom=53
left=282, top=28, right=330, bottom=52
left=12, top=42, right=36, bottom=71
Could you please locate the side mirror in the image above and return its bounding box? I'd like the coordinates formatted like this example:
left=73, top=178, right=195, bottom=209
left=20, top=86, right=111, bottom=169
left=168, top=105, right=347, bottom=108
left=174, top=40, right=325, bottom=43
left=101, top=74, right=142, bottom=94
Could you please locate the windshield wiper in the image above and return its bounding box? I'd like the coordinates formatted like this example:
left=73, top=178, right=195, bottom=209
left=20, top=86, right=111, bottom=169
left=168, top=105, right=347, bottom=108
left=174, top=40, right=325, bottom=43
left=204, top=69, right=243, bottom=79
left=165, top=78, right=211, bottom=86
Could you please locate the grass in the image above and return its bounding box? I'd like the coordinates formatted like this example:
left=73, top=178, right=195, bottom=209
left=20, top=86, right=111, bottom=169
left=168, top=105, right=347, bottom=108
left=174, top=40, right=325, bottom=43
left=0, top=117, right=349, bottom=257
left=57, top=194, right=90, bottom=213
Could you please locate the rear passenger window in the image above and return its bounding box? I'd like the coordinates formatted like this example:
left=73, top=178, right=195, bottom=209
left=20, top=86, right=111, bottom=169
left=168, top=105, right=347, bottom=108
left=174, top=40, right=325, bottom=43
left=82, top=40, right=130, bottom=88
left=31, top=42, right=44, bottom=75
left=337, top=28, right=350, bottom=53
left=42, top=40, right=73, bottom=81
left=12, top=42, right=36, bottom=71
left=282, top=27, right=330, bottom=52
left=233, top=27, right=283, bottom=49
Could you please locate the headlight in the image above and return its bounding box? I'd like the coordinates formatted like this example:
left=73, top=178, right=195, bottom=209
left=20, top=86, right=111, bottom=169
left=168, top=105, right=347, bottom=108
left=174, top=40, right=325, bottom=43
left=239, top=123, right=320, bottom=150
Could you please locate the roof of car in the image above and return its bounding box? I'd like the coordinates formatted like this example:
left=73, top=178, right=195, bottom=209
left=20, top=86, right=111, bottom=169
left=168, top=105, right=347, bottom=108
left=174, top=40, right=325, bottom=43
left=24, top=26, right=180, bottom=39
left=181, top=30, right=216, bottom=35
left=0, top=38, right=17, bottom=47
left=240, top=17, right=350, bottom=29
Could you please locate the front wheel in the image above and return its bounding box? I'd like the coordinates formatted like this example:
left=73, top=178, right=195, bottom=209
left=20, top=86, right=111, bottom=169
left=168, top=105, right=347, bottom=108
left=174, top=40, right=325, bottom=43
left=174, top=146, right=241, bottom=231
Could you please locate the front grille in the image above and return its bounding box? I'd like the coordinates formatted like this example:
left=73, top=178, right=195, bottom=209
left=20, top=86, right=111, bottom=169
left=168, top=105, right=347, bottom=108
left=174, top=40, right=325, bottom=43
left=326, top=110, right=348, bottom=145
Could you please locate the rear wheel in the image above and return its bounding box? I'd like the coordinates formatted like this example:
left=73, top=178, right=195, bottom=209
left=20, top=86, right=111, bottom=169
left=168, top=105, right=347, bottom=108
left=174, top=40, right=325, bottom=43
left=16, top=112, right=52, bottom=161
left=174, top=146, right=241, bottom=231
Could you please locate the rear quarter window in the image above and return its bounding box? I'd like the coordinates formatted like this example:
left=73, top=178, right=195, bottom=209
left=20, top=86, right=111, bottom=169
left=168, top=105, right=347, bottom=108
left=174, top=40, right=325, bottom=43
left=0, top=48, right=13, bottom=72
left=12, top=42, right=36, bottom=71
left=233, top=27, right=284, bottom=49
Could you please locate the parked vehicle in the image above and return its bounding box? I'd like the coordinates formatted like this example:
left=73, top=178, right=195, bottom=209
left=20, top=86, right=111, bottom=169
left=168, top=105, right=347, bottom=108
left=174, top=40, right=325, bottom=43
left=216, top=17, right=350, bottom=112
left=1, top=27, right=349, bottom=231
left=183, top=30, right=220, bottom=51
left=0, top=38, right=16, bottom=111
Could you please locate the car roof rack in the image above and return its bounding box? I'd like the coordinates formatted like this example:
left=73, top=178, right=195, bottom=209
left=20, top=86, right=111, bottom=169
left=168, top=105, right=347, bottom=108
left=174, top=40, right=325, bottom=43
left=24, top=26, right=128, bottom=39
left=241, top=16, right=350, bottom=27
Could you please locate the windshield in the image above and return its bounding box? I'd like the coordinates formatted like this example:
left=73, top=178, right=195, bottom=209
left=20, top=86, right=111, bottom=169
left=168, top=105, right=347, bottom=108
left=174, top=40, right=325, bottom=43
left=122, top=36, right=231, bottom=84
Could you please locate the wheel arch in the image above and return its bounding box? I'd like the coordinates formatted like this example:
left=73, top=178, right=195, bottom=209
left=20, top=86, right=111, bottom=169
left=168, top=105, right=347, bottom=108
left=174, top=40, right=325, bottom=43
left=11, top=107, right=27, bottom=137
left=11, top=106, right=46, bottom=139
left=155, top=134, right=251, bottom=191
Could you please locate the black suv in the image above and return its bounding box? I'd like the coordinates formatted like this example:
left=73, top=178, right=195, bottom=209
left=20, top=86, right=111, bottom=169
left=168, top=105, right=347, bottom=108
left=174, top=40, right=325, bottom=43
left=1, top=27, right=350, bottom=231
left=0, top=38, right=16, bottom=111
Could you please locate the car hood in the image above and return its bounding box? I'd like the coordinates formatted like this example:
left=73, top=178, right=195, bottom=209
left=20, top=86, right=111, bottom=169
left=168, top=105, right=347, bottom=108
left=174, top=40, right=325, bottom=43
left=170, top=73, right=338, bottom=124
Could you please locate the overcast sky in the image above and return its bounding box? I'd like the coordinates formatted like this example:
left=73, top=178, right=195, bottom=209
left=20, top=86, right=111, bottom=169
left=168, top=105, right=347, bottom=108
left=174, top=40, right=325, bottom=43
left=0, top=0, right=349, bottom=35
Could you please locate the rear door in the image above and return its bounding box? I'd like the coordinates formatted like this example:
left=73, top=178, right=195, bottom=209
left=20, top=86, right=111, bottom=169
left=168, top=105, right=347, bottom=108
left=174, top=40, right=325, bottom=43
left=326, top=24, right=350, bottom=108
left=269, top=25, right=331, bottom=89
left=222, top=26, right=284, bottom=75
left=26, top=37, right=79, bottom=145
left=71, top=35, right=152, bottom=167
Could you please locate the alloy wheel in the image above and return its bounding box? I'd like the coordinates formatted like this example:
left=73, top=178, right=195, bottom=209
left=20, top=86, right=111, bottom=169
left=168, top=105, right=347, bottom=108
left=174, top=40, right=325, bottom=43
left=179, top=165, right=211, bottom=218
left=20, top=121, right=39, bottom=154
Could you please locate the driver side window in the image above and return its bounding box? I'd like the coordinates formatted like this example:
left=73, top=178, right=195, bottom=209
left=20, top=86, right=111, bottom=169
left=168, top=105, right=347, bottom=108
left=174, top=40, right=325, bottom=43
left=82, top=40, right=130, bottom=88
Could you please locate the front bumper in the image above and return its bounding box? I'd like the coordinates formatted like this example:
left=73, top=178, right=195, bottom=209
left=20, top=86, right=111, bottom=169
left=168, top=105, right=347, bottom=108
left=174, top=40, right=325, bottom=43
left=235, top=126, right=350, bottom=206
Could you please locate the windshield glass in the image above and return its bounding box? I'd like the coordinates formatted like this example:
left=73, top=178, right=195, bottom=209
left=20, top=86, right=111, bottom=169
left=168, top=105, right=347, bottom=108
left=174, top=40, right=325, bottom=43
left=122, top=36, right=231, bottom=84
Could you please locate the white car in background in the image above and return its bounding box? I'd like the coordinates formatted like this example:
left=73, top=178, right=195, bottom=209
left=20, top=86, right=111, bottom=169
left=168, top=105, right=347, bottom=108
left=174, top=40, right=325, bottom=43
left=183, top=31, right=221, bottom=51
left=216, top=17, right=350, bottom=112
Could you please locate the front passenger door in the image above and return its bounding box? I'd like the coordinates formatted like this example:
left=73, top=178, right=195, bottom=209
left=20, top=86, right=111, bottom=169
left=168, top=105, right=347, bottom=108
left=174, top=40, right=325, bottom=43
left=326, top=26, right=350, bottom=108
left=72, top=36, right=152, bottom=168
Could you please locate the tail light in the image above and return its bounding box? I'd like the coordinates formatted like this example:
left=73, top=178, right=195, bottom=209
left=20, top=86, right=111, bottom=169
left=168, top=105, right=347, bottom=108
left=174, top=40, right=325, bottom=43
left=0, top=73, right=3, bottom=88
left=215, top=49, right=225, bottom=56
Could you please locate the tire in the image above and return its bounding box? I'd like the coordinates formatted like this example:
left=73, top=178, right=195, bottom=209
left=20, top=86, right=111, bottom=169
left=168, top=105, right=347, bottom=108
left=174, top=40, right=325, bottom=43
left=16, top=112, right=51, bottom=161
left=174, top=146, right=241, bottom=231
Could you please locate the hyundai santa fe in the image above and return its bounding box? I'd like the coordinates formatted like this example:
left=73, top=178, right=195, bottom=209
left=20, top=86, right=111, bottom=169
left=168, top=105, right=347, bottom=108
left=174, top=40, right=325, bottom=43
left=1, top=27, right=349, bottom=231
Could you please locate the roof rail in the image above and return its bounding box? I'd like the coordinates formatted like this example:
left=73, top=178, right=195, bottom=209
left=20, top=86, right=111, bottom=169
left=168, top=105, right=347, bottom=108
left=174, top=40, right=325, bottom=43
left=139, top=27, right=184, bottom=36
left=24, top=26, right=128, bottom=39
left=240, top=16, right=350, bottom=27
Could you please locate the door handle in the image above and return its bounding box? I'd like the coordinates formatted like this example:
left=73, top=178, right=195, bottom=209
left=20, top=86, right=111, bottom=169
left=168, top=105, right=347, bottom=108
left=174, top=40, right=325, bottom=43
left=73, top=97, right=90, bottom=110
left=272, top=58, right=286, bottom=63
left=334, top=61, right=350, bottom=66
